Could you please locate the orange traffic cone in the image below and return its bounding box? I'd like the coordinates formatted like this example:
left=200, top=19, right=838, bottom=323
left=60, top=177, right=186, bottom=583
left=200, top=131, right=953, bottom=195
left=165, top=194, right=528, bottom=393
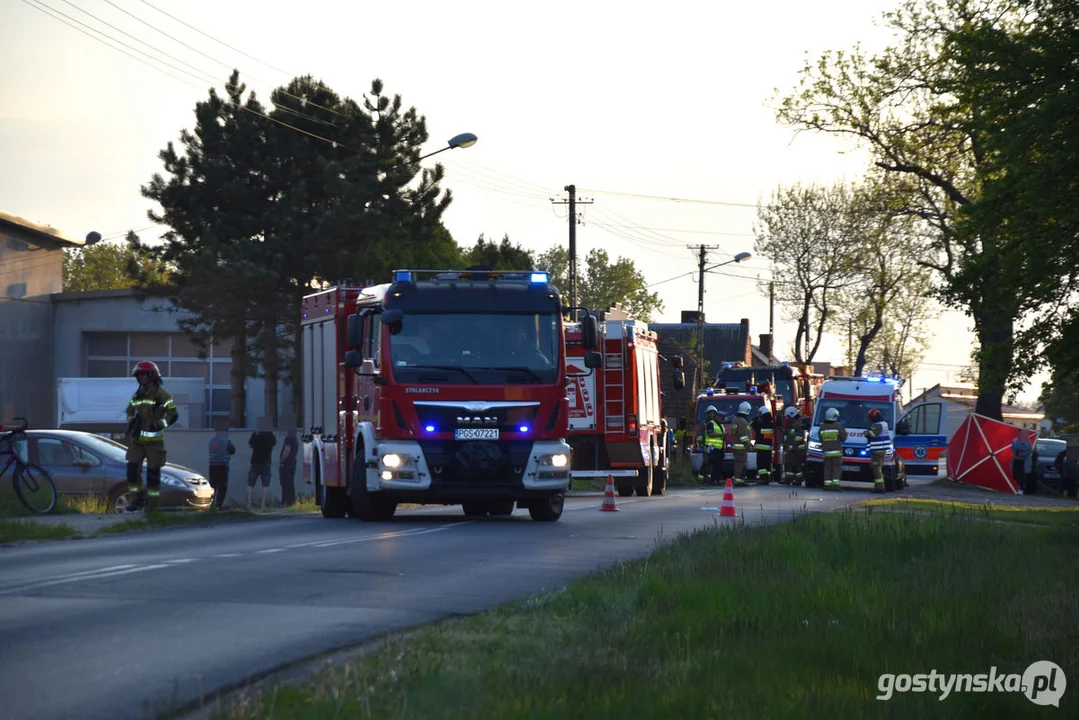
left=718, top=478, right=737, bottom=518
left=600, top=475, right=620, bottom=512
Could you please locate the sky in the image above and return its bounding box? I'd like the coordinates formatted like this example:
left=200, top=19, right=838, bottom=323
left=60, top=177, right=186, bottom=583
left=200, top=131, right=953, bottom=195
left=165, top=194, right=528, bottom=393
left=0, top=0, right=1049, bottom=405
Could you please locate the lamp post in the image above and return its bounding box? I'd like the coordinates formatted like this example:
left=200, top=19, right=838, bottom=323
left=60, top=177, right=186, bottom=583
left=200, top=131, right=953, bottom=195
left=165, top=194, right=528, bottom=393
left=696, top=251, right=752, bottom=390
left=417, top=132, right=478, bottom=162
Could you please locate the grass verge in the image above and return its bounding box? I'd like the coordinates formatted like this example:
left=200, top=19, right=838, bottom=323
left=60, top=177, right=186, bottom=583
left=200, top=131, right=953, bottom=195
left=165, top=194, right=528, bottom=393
left=866, top=498, right=1079, bottom=527
left=205, top=507, right=1079, bottom=719
left=96, top=508, right=256, bottom=535
left=0, top=519, right=79, bottom=543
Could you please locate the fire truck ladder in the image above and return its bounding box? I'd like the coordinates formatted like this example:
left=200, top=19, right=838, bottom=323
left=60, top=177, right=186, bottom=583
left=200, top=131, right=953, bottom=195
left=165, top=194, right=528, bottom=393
left=604, top=328, right=626, bottom=433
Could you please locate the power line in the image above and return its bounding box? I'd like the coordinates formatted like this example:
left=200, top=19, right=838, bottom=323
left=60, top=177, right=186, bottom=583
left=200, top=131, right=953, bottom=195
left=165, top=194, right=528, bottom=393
left=103, top=0, right=344, bottom=123
left=28, top=0, right=357, bottom=152
left=578, top=187, right=758, bottom=208
left=139, top=0, right=290, bottom=77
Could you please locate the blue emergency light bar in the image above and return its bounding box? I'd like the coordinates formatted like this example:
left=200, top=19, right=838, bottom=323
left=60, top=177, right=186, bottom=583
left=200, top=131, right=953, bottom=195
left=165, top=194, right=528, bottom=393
left=394, top=270, right=413, bottom=283
left=530, top=272, right=549, bottom=284
left=864, top=374, right=901, bottom=385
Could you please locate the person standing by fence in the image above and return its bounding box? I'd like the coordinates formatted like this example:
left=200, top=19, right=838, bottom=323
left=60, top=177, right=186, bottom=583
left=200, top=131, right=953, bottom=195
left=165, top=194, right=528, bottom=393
left=247, top=417, right=277, bottom=510
left=207, top=420, right=235, bottom=509
left=278, top=416, right=299, bottom=506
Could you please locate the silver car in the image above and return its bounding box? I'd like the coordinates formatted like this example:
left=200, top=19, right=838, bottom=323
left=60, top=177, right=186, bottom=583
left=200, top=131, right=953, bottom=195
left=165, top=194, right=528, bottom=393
left=13, top=430, right=214, bottom=512
left=1035, top=438, right=1067, bottom=492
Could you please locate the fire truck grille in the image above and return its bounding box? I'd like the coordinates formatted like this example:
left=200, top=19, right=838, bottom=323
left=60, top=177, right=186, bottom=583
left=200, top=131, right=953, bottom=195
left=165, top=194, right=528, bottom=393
left=419, top=441, right=533, bottom=487
left=413, top=404, right=539, bottom=435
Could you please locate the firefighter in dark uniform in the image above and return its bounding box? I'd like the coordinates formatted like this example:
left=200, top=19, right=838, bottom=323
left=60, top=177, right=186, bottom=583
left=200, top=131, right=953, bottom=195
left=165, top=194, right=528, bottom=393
left=781, top=405, right=807, bottom=486
left=125, top=360, right=178, bottom=511
left=732, top=402, right=753, bottom=486
left=751, top=405, right=775, bottom=484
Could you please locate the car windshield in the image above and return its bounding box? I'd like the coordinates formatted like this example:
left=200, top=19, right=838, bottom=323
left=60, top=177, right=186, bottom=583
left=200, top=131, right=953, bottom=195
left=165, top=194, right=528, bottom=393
left=695, top=397, right=764, bottom=424
left=1036, top=439, right=1066, bottom=456
left=388, top=312, right=560, bottom=384
left=813, top=398, right=895, bottom=428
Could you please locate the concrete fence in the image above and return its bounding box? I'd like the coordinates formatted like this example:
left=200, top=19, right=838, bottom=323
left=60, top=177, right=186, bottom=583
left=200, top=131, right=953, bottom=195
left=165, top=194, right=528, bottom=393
left=165, top=429, right=314, bottom=507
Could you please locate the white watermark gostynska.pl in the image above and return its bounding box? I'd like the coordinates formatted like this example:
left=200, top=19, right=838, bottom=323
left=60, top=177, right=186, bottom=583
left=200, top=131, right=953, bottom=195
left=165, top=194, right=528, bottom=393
left=876, top=661, right=1066, bottom=707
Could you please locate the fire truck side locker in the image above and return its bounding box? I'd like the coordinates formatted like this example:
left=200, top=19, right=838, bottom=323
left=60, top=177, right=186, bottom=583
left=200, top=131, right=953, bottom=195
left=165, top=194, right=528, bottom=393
left=301, top=289, right=342, bottom=506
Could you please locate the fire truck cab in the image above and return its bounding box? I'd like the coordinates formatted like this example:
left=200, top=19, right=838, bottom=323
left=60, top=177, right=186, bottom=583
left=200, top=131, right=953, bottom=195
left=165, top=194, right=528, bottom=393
left=300, top=268, right=597, bottom=523
left=565, top=319, right=669, bottom=498
left=804, top=375, right=909, bottom=491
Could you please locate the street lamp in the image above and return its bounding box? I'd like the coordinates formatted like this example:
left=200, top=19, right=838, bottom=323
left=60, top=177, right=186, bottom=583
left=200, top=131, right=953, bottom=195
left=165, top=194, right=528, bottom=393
left=696, top=251, right=752, bottom=390
left=418, top=132, right=478, bottom=162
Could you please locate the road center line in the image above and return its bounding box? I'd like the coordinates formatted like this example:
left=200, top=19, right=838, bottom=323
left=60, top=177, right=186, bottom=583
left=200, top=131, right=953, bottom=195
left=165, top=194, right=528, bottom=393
left=0, top=564, right=172, bottom=596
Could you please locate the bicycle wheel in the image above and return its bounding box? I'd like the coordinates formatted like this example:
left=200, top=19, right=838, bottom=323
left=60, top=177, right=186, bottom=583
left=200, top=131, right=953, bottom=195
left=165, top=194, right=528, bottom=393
left=13, top=463, right=57, bottom=514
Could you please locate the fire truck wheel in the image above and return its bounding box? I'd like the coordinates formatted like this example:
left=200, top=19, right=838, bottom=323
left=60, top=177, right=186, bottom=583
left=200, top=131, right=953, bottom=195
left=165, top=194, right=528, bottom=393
left=461, top=502, right=489, bottom=517
left=528, top=491, right=564, bottom=522
left=635, top=463, right=653, bottom=497
left=652, top=452, right=667, bottom=496
left=320, top=486, right=349, bottom=518
left=348, top=455, right=396, bottom=521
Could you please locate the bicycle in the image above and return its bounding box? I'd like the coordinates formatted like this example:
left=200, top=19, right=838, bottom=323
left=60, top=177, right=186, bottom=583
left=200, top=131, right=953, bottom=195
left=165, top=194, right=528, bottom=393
left=0, top=417, right=57, bottom=514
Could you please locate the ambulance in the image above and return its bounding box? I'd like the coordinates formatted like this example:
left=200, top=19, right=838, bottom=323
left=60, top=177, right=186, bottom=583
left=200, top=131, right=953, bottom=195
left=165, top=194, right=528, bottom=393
left=805, top=375, right=908, bottom=491
left=893, top=399, right=973, bottom=477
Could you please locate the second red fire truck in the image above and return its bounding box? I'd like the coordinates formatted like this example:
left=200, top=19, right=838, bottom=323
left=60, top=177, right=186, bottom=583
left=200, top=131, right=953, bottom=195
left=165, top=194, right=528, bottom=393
left=565, top=318, right=672, bottom=497
left=300, top=268, right=600, bottom=522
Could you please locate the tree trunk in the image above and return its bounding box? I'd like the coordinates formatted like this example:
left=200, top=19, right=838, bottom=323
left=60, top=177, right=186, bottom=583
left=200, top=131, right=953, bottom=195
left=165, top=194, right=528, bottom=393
left=292, top=322, right=303, bottom=430
left=263, top=322, right=280, bottom=429
left=973, top=310, right=1013, bottom=421
left=853, top=316, right=884, bottom=377
left=230, top=329, right=247, bottom=428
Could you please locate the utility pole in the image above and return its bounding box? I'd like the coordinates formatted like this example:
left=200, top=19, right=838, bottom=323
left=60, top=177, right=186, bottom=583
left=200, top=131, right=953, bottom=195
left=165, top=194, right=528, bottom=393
left=690, top=244, right=720, bottom=390
left=768, top=281, right=775, bottom=364
left=552, top=185, right=592, bottom=319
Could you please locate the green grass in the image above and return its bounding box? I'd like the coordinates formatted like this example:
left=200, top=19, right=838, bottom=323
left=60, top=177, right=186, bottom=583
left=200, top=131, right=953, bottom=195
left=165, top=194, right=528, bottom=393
left=0, top=519, right=79, bottom=543
left=207, top=508, right=1079, bottom=719
left=280, top=496, right=320, bottom=513
left=97, top=508, right=255, bottom=535
left=865, top=498, right=1079, bottom=527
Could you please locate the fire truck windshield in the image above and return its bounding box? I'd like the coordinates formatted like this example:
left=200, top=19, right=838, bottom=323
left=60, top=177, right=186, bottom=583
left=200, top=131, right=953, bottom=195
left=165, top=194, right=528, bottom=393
left=695, top=396, right=765, bottom=424
left=389, top=312, right=560, bottom=383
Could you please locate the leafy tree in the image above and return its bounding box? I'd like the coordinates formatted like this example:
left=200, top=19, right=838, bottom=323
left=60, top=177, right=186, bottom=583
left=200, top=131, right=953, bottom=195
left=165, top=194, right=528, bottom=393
left=776, top=0, right=1078, bottom=420
left=832, top=176, right=938, bottom=377
left=753, top=182, right=860, bottom=365
left=464, top=234, right=534, bottom=270
left=62, top=236, right=169, bottom=292
left=1039, top=369, right=1079, bottom=433
left=535, top=246, right=663, bottom=322
left=140, top=72, right=456, bottom=425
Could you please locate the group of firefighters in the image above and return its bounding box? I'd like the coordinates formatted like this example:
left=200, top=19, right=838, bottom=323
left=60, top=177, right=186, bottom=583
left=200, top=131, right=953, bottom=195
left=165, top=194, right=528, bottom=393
left=695, top=401, right=892, bottom=493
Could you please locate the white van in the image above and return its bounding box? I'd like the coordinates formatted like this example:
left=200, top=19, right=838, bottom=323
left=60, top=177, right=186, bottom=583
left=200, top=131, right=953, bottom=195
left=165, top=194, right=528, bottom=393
left=805, top=376, right=907, bottom=491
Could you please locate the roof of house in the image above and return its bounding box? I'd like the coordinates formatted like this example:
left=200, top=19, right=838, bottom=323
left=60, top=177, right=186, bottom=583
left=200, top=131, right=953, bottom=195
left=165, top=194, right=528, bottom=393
left=0, top=211, right=84, bottom=248
left=649, top=320, right=752, bottom=370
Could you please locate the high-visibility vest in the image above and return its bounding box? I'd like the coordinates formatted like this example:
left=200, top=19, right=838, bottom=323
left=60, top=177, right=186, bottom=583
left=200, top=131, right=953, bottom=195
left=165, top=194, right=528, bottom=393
left=703, top=420, right=726, bottom=449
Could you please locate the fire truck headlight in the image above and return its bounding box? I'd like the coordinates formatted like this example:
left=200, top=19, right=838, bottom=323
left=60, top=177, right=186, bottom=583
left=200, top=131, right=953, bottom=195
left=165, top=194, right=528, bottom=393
left=381, top=470, right=393, bottom=481
left=541, top=453, right=569, bottom=468
left=382, top=453, right=402, bottom=468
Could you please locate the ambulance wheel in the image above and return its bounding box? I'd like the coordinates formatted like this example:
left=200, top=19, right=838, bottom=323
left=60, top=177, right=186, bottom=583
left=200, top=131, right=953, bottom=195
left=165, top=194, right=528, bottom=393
left=348, top=447, right=396, bottom=521
left=528, top=491, right=564, bottom=522
left=635, top=463, right=653, bottom=497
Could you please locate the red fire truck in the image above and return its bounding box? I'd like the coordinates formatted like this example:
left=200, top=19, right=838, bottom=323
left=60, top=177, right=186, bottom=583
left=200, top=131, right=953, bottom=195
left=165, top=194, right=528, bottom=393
left=565, top=319, right=674, bottom=498
left=300, top=268, right=599, bottom=523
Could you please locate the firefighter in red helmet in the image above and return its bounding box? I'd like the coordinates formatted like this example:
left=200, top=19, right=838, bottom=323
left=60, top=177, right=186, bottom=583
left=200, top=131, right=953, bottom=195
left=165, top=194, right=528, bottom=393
left=124, top=360, right=178, bottom=511
left=863, top=407, right=891, bottom=494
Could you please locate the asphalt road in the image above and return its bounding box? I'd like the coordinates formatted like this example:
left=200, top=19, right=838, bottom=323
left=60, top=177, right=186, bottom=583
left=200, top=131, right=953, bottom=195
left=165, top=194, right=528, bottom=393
left=0, top=484, right=860, bottom=720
